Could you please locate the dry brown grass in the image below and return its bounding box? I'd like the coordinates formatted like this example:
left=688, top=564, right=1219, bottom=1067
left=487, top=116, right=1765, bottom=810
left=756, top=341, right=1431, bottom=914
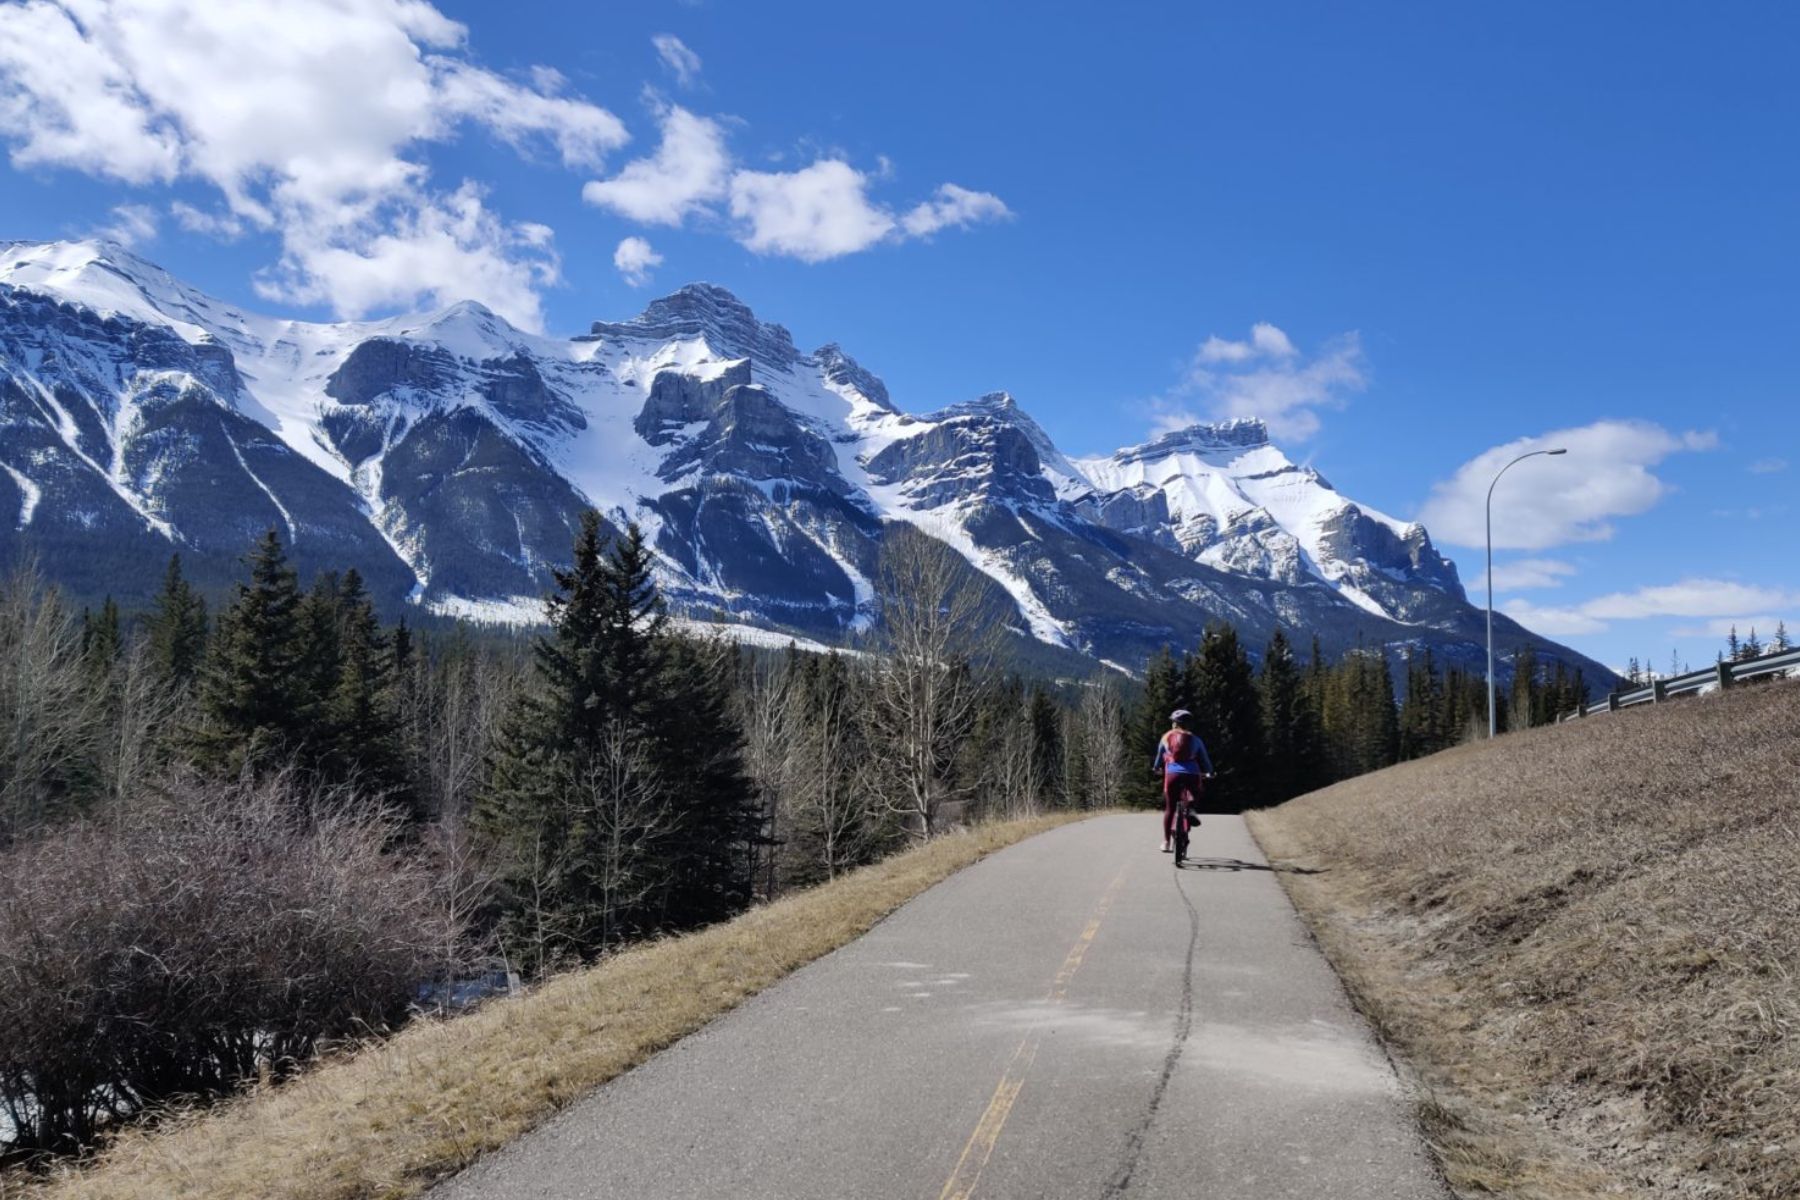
left=3, top=812, right=1094, bottom=1200
left=1250, top=678, right=1800, bottom=1200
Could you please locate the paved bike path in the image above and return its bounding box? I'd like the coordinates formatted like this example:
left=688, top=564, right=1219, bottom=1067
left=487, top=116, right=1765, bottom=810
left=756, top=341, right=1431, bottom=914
left=432, top=814, right=1447, bottom=1199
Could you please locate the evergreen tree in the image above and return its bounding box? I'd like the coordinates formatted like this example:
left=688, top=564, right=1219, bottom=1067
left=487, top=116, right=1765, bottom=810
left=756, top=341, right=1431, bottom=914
left=1727, top=626, right=1741, bottom=662
left=648, top=635, right=761, bottom=929
left=1742, top=627, right=1764, bottom=660
left=1026, top=685, right=1063, bottom=807
left=1322, top=643, right=1398, bottom=776
left=1258, top=629, right=1319, bottom=802
left=1127, top=646, right=1183, bottom=806
left=1509, top=646, right=1539, bottom=732
left=1186, top=623, right=1265, bottom=811
left=319, top=568, right=408, bottom=805
left=1397, top=648, right=1443, bottom=761
left=478, top=516, right=754, bottom=969
left=193, top=529, right=307, bottom=777
left=1370, top=652, right=1401, bottom=766
left=146, top=554, right=208, bottom=686
left=1775, top=622, right=1792, bottom=653
left=81, top=597, right=122, bottom=675
left=295, top=572, right=345, bottom=721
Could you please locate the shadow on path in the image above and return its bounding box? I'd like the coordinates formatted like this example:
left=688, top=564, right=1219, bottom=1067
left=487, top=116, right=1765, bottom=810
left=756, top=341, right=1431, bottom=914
left=1176, top=856, right=1325, bottom=876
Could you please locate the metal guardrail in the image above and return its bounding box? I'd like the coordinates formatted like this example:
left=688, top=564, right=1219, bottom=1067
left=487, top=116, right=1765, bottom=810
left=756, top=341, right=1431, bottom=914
left=1557, top=646, right=1800, bottom=722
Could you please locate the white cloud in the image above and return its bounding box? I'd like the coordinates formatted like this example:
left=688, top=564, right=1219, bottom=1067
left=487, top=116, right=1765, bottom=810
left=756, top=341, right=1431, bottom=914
left=1503, top=577, right=1800, bottom=640
left=900, top=183, right=1011, bottom=237
left=0, top=0, right=628, bottom=329
left=582, top=106, right=730, bottom=226
left=582, top=108, right=1008, bottom=263
left=1667, top=616, right=1787, bottom=639
left=93, top=202, right=157, bottom=247
left=1580, top=578, right=1796, bottom=621
left=1196, top=321, right=1297, bottom=364
left=255, top=182, right=560, bottom=329
left=613, top=235, right=663, bottom=287
left=1500, top=600, right=1609, bottom=637
left=652, top=34, right=702, bottom=88
left=1154, top=326, right=1365, bottom=440
left=1481, top=558, right=1578, bottom=593
left=1418, top=420, right=1716, bottom=551
left=728, top=159, right=897, bottom=262
left=1749, top=457, right=1788, bottom=474
left=170, top=200, right=243, bottom=240
left=432, top=61, right=627, bottom=170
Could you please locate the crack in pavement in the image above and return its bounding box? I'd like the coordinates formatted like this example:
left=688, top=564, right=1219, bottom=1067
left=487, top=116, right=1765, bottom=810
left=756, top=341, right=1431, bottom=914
left=1101, top=862, right=1201, bottom=1197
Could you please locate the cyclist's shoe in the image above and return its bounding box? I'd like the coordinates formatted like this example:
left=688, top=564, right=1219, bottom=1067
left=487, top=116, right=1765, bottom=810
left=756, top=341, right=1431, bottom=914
left=1160, top=840, right=1172, bottom=853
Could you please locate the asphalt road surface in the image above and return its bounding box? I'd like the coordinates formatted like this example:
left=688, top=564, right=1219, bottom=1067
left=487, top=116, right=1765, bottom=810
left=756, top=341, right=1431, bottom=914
left=433, top=813, right=1448, bottom=1199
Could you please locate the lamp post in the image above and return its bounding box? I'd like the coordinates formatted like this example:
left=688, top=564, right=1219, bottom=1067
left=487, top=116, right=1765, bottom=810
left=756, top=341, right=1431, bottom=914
left=1487, top=447, right=1568, bottom=737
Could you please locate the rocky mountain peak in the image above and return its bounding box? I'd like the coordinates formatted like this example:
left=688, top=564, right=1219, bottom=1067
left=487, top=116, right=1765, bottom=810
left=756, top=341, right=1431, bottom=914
left=0, top=242, right=1616, bottom=688
left=590, top=282, right=800, bottom=370
left=814, top=342, right=894, bottom=411
left=1129, top=417, right=1271, bottom=459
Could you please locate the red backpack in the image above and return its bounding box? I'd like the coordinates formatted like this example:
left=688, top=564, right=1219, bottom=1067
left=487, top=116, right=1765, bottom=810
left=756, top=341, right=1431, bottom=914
left=1161, top=729, right=1199, bottom=766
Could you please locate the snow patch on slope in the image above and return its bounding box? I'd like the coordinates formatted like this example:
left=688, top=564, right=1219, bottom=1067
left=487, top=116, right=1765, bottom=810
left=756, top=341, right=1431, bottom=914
left=1, top=464, right=40, bottom=527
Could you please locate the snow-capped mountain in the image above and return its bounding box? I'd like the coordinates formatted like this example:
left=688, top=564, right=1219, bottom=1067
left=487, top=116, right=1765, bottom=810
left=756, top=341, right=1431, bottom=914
left=0, top=239, right=1611, bottom=682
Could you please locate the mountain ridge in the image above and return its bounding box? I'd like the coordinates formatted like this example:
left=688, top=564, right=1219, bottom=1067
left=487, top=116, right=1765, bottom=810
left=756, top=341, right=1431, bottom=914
left=0, top=239, right=1614, bottom=685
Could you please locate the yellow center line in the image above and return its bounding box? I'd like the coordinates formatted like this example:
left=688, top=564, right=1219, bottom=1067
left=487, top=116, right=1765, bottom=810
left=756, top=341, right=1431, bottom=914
left=936, top=862, right=1132, bottom=1200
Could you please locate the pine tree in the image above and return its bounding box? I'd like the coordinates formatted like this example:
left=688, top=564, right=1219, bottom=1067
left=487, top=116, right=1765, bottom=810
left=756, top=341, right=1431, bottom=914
left=477, top=516, right=754, bottom=969
left=1186, top=622, right=1266, bottom=811
left=1742, top=627, right=1764, bottom=660
left=648, top=635, right=761, bottom=930
left=1323, top=642, right=1399, bottom=776
left=1370, top=652, right=1400, bottom=767
left=193, top=529, right=307, bottom=777
left=1026, top=686, right=1063, bottom=808
left=1258, top=629, right=1318, bottom=802
left=319, top=568, right=408, bottom=805
left=1127, top=646, right=1183, bottom=806
left=294, top=572, right=344, bottom=723
left=1727, top=626, right=1741, bottom=662
left=1775, top=622, right=1792, bottom=653
left=146, top=554, right=208, bottom=686
left=1509, top=645, right=1539, bottom=732
left=81, top=597, right=123, bottom=689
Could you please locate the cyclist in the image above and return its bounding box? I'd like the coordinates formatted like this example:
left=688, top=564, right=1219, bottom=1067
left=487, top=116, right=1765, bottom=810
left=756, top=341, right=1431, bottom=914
left=1152, top=708, right=1215, bottom=853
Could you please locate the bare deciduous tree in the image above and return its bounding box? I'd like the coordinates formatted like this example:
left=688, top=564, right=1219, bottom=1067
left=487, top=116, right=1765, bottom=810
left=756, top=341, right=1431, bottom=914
left=403, top=637, right=521, bottom=823
left=0, top=562, right=100, bottom=844
left=1079, top=676, right=1128, bottom=810
left=738, top=655, right=796, bottom=898
left=870, top=526, right=1003, bottom=839
left=581, top=721, right=674, bottom=950
left=95, top=639, right=185, bottom=806
left=790, top=666, right=877, bottom=877
left=981, top=707, right=1044, bottom=821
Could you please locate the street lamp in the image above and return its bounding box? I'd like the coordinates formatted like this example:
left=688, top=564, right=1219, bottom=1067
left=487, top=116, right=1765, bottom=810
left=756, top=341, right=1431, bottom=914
left=1487, top=447, right=1568, bottom=738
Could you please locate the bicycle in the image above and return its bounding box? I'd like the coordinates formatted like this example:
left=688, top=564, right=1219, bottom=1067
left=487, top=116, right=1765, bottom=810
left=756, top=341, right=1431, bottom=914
left=1171, top=773, right=1217, bottom=866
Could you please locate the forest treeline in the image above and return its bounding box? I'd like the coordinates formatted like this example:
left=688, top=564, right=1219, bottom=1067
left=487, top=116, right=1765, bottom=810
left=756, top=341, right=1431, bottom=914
left=0, top=515, right=1586, bottom=1161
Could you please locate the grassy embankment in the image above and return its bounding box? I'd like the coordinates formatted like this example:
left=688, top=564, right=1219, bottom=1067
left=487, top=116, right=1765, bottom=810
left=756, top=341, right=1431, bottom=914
left=1250, top=677, right=1800, bottom=1199
left=7, top=812, right=1097, bottom=1200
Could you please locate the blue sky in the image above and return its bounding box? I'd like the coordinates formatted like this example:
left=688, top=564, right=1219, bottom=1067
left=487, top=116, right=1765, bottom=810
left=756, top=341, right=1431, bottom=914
left=0, top=0, right=1794, bottom=673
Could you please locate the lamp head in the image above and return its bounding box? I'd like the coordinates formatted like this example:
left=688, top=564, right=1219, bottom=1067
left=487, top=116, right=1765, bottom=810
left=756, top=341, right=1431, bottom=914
left=1547, top=448, right=1568, bottom=455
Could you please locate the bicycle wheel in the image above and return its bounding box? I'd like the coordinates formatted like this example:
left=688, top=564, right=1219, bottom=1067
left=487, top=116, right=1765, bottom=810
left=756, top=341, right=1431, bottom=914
left=1173, top=808, right=1189, bottom=864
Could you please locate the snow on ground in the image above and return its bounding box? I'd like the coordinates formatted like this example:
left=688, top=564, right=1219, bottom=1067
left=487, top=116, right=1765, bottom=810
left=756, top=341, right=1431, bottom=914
left=668, top=618, right=861, bottom=656
left=426, top=594, right=546, bottom=626
left=421, top=597, right=859, bottom=658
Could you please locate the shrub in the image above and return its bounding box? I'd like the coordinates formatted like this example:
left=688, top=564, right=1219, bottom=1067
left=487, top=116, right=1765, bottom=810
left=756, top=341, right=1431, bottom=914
left=0, top=773, right=465, bottom=1159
